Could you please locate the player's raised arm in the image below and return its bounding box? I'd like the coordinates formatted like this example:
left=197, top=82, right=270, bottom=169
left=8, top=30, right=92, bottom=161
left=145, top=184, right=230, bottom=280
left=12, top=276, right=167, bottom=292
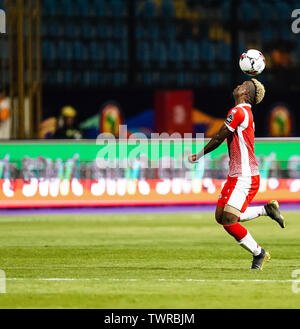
left=188, top=124, right=232, bottom=163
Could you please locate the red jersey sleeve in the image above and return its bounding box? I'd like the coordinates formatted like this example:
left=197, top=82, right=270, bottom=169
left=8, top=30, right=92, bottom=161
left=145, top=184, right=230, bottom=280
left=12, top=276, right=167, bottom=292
left=224, top=107, right=245, bottom=132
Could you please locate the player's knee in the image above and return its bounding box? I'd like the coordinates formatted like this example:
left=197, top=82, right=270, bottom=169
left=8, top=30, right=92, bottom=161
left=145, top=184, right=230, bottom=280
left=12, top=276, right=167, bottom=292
left=215, top=210, right=223, bottom=225
left=222, top=211, right=238, bottom=225
left=215, top=215, right=223, bottom=225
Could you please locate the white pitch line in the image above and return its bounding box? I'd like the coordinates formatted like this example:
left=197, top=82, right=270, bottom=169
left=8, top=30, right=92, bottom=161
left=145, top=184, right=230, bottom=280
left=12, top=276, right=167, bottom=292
left=5, top=278, right=294, bottom=283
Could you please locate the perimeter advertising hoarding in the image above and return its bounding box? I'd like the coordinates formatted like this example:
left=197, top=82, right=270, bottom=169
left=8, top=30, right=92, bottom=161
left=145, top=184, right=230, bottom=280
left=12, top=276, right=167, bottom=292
left=0, top=139, right=299, bottom=208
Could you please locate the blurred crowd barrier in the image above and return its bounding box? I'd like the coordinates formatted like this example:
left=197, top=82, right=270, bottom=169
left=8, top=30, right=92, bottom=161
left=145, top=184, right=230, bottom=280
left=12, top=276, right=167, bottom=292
left=0, top=139, right=299, bottom=207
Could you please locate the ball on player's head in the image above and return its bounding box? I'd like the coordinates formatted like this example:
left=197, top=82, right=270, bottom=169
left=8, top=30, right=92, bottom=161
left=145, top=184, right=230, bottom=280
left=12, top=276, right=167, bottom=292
left=239, top=49, right=266, bottom=76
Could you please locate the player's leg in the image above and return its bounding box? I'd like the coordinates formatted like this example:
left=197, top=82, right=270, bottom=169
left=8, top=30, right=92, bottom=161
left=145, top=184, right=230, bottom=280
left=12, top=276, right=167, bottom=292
left=239, top=205, right=266, bottom=222
left=215, top=205, right=224, bottom=224
left=222, top=205, right=261, bottom=256
left=238, top=175, right=265, bottom=222
left=239, top=201, right=285, bottom=228
left=222, top=205, right=270, bottom=270
left=217, top=176, right=270, bottom=269
left=217, top=198, right=263, bottom=257
left=238, top=175, right=285, bottom=227
left=264, top=200, right=286, bottom=228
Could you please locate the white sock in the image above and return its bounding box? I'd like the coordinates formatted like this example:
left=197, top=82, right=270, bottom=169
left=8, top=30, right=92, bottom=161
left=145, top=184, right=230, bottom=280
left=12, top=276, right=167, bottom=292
left=239, top=231, right=262, bottom=256
left=239, top=206, right=267, bottom=222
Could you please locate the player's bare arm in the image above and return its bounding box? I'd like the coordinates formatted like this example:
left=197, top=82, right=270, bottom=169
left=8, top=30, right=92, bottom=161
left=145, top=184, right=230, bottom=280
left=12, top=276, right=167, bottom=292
left=188, top=124, right=232, bottom=163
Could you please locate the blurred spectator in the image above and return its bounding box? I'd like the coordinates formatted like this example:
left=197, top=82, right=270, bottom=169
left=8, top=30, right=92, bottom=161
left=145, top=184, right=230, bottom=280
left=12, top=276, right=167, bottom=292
left=271, top=44, right=292, bottom=67
left=53, top=106, right=82, bottom=139
left=0, top=89, right=11, bottom=139
left=39, top=117, right=57, bottom=139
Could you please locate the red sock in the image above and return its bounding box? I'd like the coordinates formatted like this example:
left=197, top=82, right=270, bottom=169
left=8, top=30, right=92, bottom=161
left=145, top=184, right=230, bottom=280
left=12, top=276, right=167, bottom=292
left=223, top=223, right=247, bottom=241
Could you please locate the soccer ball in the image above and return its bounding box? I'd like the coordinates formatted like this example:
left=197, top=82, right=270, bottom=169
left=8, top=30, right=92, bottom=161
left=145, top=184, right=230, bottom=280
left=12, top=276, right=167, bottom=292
left=239, top=49, right=266, bottom=76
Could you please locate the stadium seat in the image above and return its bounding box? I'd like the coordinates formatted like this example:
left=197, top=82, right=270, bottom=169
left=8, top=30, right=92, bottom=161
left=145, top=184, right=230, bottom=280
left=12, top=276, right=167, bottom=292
left=109, top=0, right=126, bottom=17
left=218, top=41, right=231, bottom=63
left=262, top=26, right=273, bottom=42
left=64, top=41, right=73, bottom=61
left=42, top=41, right=49, bottom=60
left=221, top=0, right=230, bottom=21
left=280, top=26, right=293, bottom=41
left=56, top=41, right=66, bottom=60
left=38, top=0, right=300, bottom=88
left=238, top=0, right=258, bottom=21
left=120, top=39, right=128, bottom=62
left=183, top=40, right=192, bottom=63
left=73, top=41, right=82, bottom=61
left=166, top=25, right=176, bottom=41
left=191, top=42, right=201, bottom=67
left=64, top=23, right=80, bottom=38
left=177, top=71, right=184, bottom=86
left=65, top=70, right=72, bottom=85
left=60, top=0, right=73, bottom=17
left=93, top=0, right=107, bottom=16
left=77, top=0, right=89, bottom=16
left=83, top=71, right=91, bottom=86
left=89, top=41, right=99, bottom=61
left=276, top=1, right=292, bottom=21
left=149, top=25, right=160, bottom=40
left=137, top=41, right=151, bottom=68
left=142, top=0, right=157, bottom=18
left=200, top=40, right=215, bottom=63
left=238, top=41, right=247, bottom=57
left=97, top=23, right=113, bottom=38
left=154, top=41, right=167, bottom=68
left=136, top=23, right=144, bottom=39
left=43, top=0, right=56, bottom=16
left=209, top=72, right=218, bottom=87
left=161, top=0, right=174, bottom=17
left=105, top=41, right=115, bottom=68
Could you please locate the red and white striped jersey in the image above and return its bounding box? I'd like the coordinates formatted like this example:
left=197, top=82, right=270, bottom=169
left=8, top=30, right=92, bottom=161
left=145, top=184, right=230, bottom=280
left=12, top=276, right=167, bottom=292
left=224, top=103, right=259, bottom=177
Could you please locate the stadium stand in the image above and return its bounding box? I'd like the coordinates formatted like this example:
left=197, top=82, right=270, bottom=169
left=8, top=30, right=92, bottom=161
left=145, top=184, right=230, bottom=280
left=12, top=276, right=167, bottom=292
left=1, top=0, right=300, bottom=88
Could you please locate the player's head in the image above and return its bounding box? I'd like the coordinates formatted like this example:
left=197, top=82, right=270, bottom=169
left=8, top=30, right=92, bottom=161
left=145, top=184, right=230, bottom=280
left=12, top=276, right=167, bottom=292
left=61, top=106, right=77, bottom=126
left=233, top=79, right=265, bottom=106
left=61, top=106, right=76, bottom=118
left=251, top=79, right=265, bottom=105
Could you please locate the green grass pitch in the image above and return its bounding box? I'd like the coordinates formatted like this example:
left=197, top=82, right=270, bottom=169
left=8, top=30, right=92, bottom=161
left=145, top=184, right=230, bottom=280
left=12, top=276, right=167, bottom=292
left=0, top=210, right=299, bottom=309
